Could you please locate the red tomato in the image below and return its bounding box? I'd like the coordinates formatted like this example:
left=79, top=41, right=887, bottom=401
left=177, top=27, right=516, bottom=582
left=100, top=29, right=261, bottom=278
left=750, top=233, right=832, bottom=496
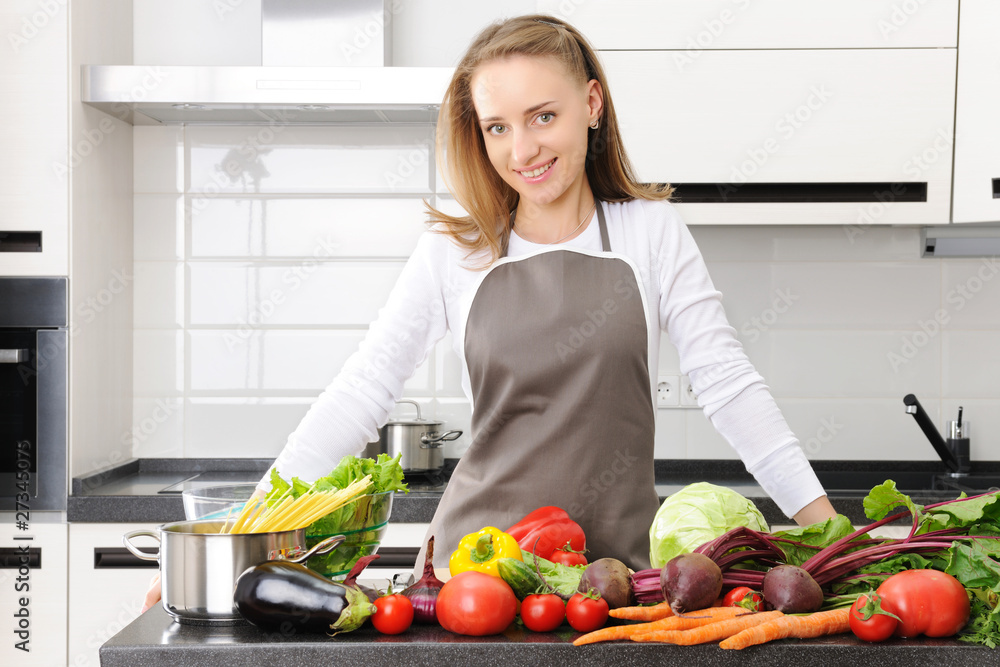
left=565, top=593, right=609, bottom=633
left=722, top=586, right=764, bottom=611
left=876, top=570, right=971, bottom=638
left=372, top=594, right=414, bottom=635
left=436, top=571, right=518, bottom=636
left=550, top=548, right=587, bottom=567
left=849, top=592, right=899, bottom=642
left=520, top=594, right=565, bottom=632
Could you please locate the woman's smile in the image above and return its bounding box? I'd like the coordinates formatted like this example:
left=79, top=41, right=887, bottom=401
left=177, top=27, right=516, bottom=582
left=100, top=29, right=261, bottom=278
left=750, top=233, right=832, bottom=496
left=516, top=157, right=557, bottom=182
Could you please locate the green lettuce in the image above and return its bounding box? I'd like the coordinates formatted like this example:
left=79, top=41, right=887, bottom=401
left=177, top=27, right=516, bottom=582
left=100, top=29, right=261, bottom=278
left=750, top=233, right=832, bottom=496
left=648, top=482, right=769, bottom=568
left=264, top=453, right=409, bottom=578
left=770, top=514, right=856, bottom=567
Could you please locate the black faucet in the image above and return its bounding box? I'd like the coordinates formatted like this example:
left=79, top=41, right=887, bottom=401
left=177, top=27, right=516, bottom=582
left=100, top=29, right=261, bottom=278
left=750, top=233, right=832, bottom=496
left=903, top=394, right=970, bottom=475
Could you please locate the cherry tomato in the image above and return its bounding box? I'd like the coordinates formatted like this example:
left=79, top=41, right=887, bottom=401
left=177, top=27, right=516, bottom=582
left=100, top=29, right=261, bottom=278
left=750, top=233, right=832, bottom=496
left=849, top=592, right=899, bottom=642
left=565, top=592, right=609, bottom=633
left=722, top=586, right=764, bottom=611
left=550, top=546, right=588, bottom=567
left=877, top=569, right=970, bottom=638
left=372, top=594, right=414, bottom=635
left=520, top=594, right=565, bottom=632
left=436, top=571, right=518, bottom=636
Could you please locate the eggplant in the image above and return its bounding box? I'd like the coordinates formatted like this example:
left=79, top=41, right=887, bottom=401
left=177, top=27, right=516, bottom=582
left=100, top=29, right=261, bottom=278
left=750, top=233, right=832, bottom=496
left=233, top=560, right=376, bottom=634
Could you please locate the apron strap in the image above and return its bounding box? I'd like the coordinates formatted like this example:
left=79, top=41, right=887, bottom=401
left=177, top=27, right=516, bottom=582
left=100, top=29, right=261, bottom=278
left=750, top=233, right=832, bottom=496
left=503, top=201, right=610, bottom=255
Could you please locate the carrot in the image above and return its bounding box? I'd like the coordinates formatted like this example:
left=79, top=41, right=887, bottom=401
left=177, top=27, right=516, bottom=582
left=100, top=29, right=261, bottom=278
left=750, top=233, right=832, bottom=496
left=719, top=608, right=851, bottom=650
left=572, top=606, right=744, bottom=646
left=632, top=610, right=785, bottom=645
left=609, top=601, right=674, bottom=621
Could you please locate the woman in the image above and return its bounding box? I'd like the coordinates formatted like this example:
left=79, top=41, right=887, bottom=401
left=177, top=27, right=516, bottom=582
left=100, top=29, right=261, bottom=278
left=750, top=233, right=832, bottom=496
left=143, top=14, right=834, bottom=611
left=258, top=14, right=836, bottom=568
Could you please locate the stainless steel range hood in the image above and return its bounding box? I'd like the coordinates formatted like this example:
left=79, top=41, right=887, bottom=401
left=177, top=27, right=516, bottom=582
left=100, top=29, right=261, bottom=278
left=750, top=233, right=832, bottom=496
left=82, top=0, right=453, bottom=125
left=81, top=65, right=453, bottom=125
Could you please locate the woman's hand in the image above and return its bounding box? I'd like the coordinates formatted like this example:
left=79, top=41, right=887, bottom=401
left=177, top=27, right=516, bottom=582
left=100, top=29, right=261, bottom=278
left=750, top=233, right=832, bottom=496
left=140, top=488, right=268, bottom=613
left=141, top=573, right=161, bottom=613
left=792, top=495, right=837, bottom=526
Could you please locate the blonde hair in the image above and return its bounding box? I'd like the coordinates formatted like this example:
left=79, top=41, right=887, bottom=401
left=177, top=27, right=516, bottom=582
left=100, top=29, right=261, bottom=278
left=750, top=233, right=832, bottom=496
left=426, top=14, right=672, bottom=267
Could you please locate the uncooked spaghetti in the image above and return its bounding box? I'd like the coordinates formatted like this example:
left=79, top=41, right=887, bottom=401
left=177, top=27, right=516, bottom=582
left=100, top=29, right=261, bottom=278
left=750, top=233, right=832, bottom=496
left=225, top=476, right=372, bottom=534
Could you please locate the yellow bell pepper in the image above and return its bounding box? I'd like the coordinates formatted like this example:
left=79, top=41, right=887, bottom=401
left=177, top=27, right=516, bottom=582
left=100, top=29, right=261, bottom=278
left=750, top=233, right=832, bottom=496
left=449, top=526, right=522, bottom=577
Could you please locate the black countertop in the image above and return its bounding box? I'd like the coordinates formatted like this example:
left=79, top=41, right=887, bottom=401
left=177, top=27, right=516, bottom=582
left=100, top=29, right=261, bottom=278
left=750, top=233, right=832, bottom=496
left=101, top=605, right=994, bottom=667
left=70, top=457, right=1000, bottom=525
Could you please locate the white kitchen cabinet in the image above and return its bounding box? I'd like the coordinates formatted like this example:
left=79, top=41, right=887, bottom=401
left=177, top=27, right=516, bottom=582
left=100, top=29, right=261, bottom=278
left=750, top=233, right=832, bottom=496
left=952, top=0, right=1000, bottom=224
left=67, top=523, right=159, bottom=667
left=0, top=520, right=68, bottom=666
left=0, top=1, right=69, bottom=276
left=604, top=47, right=956, bottom=225
left=538, top=0, right=958, bottom=50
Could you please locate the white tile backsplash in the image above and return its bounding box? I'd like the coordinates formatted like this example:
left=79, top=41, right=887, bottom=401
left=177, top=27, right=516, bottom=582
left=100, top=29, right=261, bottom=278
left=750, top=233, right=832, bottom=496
left=190, top=198, right=428, bottom=258
left=131, top=123, right=1000, bottom=465
left=186, top=126, right=435, bottom=194
left=133, top=126, right=184, bottom=193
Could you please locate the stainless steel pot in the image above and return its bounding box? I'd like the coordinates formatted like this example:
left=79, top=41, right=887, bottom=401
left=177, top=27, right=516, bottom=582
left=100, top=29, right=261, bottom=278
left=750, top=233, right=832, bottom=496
left=364, top=399, right=462, bottom=472
left=123, top=520, right=343, bottom=625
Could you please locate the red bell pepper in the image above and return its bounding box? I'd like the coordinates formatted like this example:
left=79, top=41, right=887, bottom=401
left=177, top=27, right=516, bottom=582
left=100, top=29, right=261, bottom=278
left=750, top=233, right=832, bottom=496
left=506, top=506, right=586, bottom=560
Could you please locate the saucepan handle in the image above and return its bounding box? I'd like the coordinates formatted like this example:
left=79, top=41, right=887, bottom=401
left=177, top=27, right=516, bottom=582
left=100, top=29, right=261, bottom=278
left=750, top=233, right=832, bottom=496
left=420, top=430, right=463, bottom=448
left=272, top=534, right=346, bottom=564
left=122, top=529, right=161, bottom=562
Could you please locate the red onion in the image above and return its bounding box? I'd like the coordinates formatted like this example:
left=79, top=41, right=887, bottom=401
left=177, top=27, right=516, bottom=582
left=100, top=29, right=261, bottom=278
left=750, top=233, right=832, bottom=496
left=401, top=535, right=445, bottom=623
left=341, top=554, right=382, bottom=602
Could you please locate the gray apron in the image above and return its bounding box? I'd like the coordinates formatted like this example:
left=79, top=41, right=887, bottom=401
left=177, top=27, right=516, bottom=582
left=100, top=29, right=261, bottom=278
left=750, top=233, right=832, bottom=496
left=418, top=203, right=659, bottom=572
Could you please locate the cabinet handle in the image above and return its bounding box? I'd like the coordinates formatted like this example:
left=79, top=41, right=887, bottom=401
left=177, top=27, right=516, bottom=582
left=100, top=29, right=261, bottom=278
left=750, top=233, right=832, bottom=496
left=0, top=547, right=41, bottom=568
left=0, top=349, right=28, bottom=364
left=366, top=546, right=418, bottom=568
left=993, top=178, right=999, bottom=199
left=0, top=231, right=42, bottom=252
left=94, top=547, right=159, bottom=569
left=667, top=182, right=927, bottom=204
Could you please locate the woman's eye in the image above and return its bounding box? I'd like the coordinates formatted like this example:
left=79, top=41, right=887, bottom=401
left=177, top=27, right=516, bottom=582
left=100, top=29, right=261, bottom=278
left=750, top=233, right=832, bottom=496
left=487, top=125, right=507, bottom=136
left=537, top=113, right=554, bottom=124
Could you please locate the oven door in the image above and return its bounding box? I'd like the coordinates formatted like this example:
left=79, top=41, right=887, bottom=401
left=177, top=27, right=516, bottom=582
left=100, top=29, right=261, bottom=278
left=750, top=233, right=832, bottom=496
left=0, top=329, right=66, bottom=511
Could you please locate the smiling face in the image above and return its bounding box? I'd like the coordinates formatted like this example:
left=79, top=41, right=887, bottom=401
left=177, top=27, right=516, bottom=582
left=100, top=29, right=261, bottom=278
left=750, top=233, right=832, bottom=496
left=471, top=55, right=602, bottom=214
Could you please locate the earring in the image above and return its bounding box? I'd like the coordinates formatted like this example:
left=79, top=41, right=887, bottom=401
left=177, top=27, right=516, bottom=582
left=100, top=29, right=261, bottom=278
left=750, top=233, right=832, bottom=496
left=589, top=118, right=600, bottom=130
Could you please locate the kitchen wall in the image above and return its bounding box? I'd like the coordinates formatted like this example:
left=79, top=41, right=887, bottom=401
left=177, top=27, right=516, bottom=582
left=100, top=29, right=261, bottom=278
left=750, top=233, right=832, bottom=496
left=131, top=122, right=1000, bottom=465
left=128, top=0, right=1000, bottom=467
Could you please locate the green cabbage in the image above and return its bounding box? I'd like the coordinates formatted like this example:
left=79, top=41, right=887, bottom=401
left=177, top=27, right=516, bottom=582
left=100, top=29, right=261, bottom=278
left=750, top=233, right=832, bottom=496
left=649, top=482, right=769, bottom=568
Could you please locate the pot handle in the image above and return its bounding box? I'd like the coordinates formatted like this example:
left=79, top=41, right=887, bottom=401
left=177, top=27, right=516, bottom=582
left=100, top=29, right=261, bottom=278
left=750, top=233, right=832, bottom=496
left=394, top=399, right=423, bottom=421
left=420, top=430, right=463, bottom=448
left=271, top=534, right=346, bottom=564
left=122, top=529, right=161, bottom=562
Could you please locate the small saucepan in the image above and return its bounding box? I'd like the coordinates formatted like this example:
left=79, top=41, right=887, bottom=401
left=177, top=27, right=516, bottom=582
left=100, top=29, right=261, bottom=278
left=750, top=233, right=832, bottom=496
left=364, top=400, right=462, bottom=472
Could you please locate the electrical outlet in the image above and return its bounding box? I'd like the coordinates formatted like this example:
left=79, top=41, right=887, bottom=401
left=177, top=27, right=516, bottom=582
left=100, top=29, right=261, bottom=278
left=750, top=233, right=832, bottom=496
left=680, top=375, right=699, bottom=407
left=656, top=375, right=679, bottom=408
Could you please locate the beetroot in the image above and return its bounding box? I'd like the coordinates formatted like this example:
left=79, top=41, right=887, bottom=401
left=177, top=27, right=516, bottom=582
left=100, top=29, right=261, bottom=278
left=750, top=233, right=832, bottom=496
left=660, top=552, right=723, bottom=614
left=762, top=564, right=823, bottom=613
left=578, top=558, right=634, bottom=609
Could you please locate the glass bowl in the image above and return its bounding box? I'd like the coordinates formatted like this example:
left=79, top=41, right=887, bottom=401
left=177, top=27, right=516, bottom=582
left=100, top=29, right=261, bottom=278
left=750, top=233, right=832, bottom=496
left=181, top=484, right=393, bottom=580
left=182, top=483, right=257, bottom=521
left=303, top=491, right=393, bottom=580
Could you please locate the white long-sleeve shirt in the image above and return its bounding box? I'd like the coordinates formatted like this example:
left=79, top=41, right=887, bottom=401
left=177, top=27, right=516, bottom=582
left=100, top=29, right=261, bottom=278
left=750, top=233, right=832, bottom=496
left=258, top=198, right=826, bottom=518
